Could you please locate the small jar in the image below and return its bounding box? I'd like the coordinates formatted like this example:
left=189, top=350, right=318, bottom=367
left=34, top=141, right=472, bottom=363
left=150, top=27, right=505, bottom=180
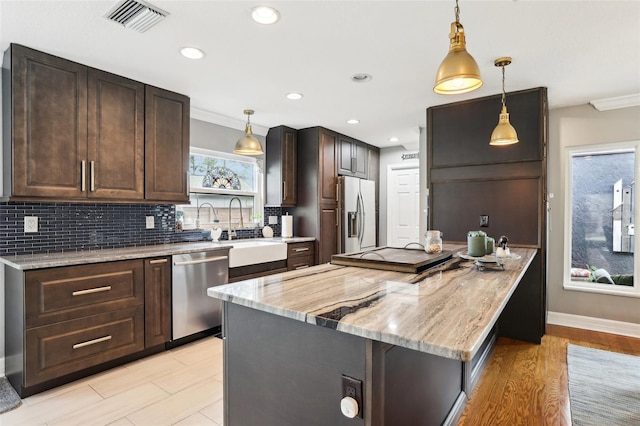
left=425, top=230, right=443, bottom=254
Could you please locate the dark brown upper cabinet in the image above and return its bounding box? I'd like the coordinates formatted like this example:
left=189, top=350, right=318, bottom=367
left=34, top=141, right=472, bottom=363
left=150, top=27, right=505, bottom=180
left=88, top=68, right=145, bottom=200
left=3, top=44, right=189, bottom=203
left=266, top=125, right=297, bottom=207
left=144, top=86, right=190, bottom=203
left=5, top=44, right=89, bottom=199
left=338, top=135, right=368, bottom=178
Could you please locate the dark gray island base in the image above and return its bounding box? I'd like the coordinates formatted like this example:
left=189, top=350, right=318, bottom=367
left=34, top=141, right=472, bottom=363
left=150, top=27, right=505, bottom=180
left=210, top=246, right=540, bottom=425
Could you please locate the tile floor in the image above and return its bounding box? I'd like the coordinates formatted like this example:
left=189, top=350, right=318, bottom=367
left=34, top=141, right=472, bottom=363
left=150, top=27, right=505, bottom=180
left=0, top=336, right=224, bottom=426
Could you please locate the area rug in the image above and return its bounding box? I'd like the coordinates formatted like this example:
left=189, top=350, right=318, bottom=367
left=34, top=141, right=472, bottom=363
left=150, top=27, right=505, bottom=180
left=567, top=344, right=640, bottom=426
left=0, top=377, right=22, bottom=414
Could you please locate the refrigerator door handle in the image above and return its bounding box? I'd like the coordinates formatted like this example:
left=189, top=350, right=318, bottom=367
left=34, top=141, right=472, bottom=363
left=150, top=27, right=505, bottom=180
left=357, top=192, right=365, bottom=248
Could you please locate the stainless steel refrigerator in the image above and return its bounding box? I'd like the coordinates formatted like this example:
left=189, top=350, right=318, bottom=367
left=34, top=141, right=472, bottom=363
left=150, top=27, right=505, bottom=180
left=339, top=176, right=377, bottom=253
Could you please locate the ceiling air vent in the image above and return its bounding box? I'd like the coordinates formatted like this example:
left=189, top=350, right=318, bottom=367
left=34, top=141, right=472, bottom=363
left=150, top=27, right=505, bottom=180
left=105, top=0, right=169, bottom=33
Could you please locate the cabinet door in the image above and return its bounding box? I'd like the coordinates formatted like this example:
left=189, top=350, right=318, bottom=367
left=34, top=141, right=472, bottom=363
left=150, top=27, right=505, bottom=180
left=282, top=128, right=297, bottom=206
left=10, top=44, right=88, bottom=198
left=319, top=128, right=338, bottom=206
left=88, top=69, right=144, bottom=200
left=353, top=142, right=368, bottom=178
left=145, top=85, right=190, bottom=202
left=144, top=257, right=172, bottom=348
left=318, top=208, right=338, bottom=264
left=338, top=136, right=354, bottom=176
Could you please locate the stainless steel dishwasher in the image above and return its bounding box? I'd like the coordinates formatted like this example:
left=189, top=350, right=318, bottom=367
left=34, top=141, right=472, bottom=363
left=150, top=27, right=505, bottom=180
left=171, top=249, right=229, bottom=342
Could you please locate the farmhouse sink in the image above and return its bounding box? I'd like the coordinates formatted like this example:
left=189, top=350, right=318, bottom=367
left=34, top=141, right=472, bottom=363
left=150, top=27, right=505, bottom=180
left=228, top=240, right=288, bottom=268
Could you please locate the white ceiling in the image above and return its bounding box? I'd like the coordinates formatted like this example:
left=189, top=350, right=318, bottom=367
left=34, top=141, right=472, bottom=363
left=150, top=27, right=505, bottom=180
left=1, top=1, right=639, bottom=148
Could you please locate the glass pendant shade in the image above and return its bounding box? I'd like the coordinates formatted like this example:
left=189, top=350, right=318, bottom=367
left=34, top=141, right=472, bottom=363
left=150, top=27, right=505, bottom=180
left=489, top=105, right=519, bottom=146
left=234, top=110, right=263, bottom=155
left=434, top=22, right=483, bottom=95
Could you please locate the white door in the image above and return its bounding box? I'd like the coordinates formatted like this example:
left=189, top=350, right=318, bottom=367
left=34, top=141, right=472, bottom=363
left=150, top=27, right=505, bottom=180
left=387, top=164, right=420, bottom=248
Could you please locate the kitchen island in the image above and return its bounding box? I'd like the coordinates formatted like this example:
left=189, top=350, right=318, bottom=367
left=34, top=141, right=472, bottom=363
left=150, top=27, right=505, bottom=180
left=208, top=245, right=539, bottom=426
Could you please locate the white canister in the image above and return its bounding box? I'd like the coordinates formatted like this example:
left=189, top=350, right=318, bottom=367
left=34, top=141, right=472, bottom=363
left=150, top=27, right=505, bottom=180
left=281, top=214, right=293, bottom=238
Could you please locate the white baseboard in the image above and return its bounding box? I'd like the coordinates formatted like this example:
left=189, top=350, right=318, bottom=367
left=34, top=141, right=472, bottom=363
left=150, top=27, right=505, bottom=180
left=548, top=311, right=640, bottom=339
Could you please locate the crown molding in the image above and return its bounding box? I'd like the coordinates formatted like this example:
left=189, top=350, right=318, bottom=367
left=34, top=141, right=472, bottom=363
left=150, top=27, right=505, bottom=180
left=589, top=94, right=640, bottom=111
left=190, top=107, right=269, bottom=136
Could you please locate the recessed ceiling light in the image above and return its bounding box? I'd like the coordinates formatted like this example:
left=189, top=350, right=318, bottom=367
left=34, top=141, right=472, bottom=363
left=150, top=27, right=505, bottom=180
left=351, top=73, right=373, bottom=83
left=389, top=137, right=399, bottom=143
left=286, top=92, right=303, bottom=100
left=251, top=6, right=280, bottom=24
left=180, top=46, right=205, bottom=59
left=346, top=119, right=360, bottom=125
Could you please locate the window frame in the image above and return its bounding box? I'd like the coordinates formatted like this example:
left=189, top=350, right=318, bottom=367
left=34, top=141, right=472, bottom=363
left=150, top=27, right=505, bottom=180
left=563, top=140, right=639, bottom=298
left=188, top=147, right=264, bottom=224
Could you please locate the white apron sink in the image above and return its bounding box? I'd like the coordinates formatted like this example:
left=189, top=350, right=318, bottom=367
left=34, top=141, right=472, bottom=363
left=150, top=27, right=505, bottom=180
left=228, top=241, right=287, bottom=268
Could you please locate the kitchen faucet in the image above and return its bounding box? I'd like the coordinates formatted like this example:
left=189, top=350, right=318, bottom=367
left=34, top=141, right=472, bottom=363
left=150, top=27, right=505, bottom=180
left=195, top=202, right=215, bottom=228
left=228, top=197, right=244, bottom=240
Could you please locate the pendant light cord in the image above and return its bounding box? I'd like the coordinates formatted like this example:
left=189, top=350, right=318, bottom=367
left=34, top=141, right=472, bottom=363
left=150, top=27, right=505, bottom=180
left=454, top=0, right=460, bottom=23
left=501, top=65, right=506, bottom=108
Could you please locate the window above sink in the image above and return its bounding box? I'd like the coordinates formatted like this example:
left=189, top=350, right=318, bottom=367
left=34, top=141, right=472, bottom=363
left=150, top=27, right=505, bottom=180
left=179, top=148, right=264, bottom=230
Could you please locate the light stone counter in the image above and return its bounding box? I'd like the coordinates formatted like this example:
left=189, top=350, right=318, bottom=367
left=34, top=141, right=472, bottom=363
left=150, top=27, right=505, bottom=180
left=0, top=237, right=315, bottom=270
left=208, top=245, right=536, bottom=361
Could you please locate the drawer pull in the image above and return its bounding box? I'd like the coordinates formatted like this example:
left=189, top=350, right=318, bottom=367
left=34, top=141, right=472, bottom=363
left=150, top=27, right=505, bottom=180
left=295, top=265, right=310, bottom=270
left=149, top=259, right=168, bottom=264
left=72, top=286, right=112, bottom=296
left=294, top=247, right=310, bottom=252
left=73, top=335, right=112, bottom=349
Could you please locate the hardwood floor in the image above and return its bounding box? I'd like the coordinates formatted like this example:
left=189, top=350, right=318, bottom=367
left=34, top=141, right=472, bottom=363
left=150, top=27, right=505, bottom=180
left=457, top=324, right=640, bottom=426
left=1, top=325, right=638, bottom=425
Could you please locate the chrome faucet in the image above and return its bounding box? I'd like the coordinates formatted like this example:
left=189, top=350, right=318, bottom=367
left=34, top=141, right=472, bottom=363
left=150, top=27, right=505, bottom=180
left=196, top=202, right=215, bottom=228
left=228, top=197, right=244, bottom=240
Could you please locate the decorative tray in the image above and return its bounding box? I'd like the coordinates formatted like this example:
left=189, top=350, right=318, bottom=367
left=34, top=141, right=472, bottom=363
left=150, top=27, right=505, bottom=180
left=331, top=247, right=453, bottom=273
left=457, top=252, right=521, bottom=271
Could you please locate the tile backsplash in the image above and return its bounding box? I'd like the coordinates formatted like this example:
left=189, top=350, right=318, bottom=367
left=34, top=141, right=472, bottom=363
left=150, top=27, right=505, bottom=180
left=0, top=202, right=285, bottom=257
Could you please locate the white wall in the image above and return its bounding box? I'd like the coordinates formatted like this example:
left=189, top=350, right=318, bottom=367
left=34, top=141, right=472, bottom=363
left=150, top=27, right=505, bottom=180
left=547, top=104, right=640, bottom=324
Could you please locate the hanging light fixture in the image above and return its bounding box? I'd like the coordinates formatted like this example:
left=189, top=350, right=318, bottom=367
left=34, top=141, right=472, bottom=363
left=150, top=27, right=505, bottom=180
left=434, top=0, right=482, bottom=95
left=490, top=57, right=519, bottom=146
left=234, top=109, right=264, bottom=155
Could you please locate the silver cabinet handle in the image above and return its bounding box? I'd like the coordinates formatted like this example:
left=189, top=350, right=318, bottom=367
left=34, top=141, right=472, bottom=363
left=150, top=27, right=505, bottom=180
left=294, top=265, right=310, bottom=270
left=72, top=286, right=111, bottom=296
left=73, top=335, right=112, bottom=349
left=174, top=255, right=228, bottom=266
left=90, top=161, right=95, bottom=192
left=81, top=161, right=86, bottom=192
left=185, top=172, right=190, bottom=197
left=149, top=259, right=168, bottom=264
left=294, top=247, right=310, bottom=252
left=336, top=182, right=340, bottom=202
left=283, top=181, right=287, bottom=200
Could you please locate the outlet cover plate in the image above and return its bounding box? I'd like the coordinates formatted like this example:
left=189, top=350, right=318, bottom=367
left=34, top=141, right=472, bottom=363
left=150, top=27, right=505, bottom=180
left=24, top=216, right=38, bottom=233
left=268, top=216, right=278, bottom=225
left=480, top=215, right=489, bottom=227
left=341, top=375, right=363, bottom=418
left=146, top=216, right=155, bottom=229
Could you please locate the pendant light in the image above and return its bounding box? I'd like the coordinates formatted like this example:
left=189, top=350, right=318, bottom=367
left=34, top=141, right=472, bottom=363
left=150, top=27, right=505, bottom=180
left=489, top=57, right=519, bottom=146
left=234, top=109, right=264, bottom=155
left=434, top=0, right=482, bottom=95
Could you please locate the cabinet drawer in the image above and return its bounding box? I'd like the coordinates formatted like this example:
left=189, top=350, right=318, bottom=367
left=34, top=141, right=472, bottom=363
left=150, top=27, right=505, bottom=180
left=287, top=256, right=314, bottom=271
left=25, top=260, right=144, bottom=328
left=25, top=306, right=144, bottom=387
left=287, top=242, right=315, bottom=258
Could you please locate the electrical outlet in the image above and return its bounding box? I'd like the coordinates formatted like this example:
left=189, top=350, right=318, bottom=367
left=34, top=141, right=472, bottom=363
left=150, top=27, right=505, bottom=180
left=341, top=375, right=363, bottom=418
left=480, top=215, right=489, bottom=227
left=268, top=216, right=278, bottom=225
left=24, top=216, right=38, bottom=233
left=146, top=216, right=155, bottom=229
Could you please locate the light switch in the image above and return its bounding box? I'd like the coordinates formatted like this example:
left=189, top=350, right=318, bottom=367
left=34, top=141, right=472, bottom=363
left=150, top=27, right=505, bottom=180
left=146, top=216, right=155, bottom=229
left=268, top=216, right=278, bottom=225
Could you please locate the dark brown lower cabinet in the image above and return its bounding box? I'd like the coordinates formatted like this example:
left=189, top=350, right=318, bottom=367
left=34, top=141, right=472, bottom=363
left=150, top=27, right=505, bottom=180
left=287, top=241, right=315, bottom=270
left=4, top=258, right=165, bottom=397
left=144, top=257, right=172, bottom=347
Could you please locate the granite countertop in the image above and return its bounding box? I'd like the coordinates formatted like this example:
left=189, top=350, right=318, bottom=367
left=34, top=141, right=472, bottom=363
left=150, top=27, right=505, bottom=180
left=0, top=237, right=315, bottom=270
left=208, top=245, right=537, bottom=362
